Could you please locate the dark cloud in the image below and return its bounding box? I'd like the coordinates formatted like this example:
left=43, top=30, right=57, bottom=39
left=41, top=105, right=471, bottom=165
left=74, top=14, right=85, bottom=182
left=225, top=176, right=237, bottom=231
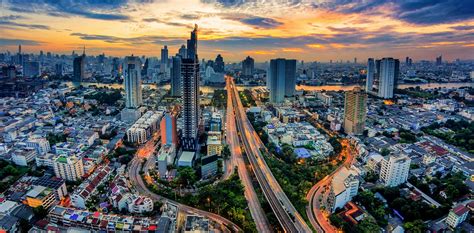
left=70, top=33, right=185, bottom=45
left=0, top=15, right=50, bottom=30
left=317, top=0, right=474, bottom=25
left=6, top=0, right=152, bottom=21
left=221, top=13, right=283, bottom=28
left=142, top=18, right=193, bottom=28
left=451, top=25, right=474, bottom=30
left=0, top=38, right=41, bottom=46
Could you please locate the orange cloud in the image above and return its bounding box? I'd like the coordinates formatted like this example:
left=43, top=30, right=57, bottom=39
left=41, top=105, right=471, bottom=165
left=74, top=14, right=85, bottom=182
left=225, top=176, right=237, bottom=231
left=282, top=48, right=303, bottom=52
left=307, top=44, right=325, bottom=49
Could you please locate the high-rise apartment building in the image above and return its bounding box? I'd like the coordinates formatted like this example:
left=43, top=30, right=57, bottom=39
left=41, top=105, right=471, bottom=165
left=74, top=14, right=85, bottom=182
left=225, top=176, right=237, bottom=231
left=73, top=48, right=86, bottom=82
left=171, top=56, right=182, bottom=97
left=181, top=25, right=200, bottom=151
left=242, top=56, right=254, bottom=77
left=343, top=87, right=367, bottom=135
left=268, top=58, right=296, bottom=103
left=379, top=153, right=411, bottom=187
left=123, top=56, right=143, bottom=109
left=161, top=45, right=168, bottom=65
left=366, top=58, right=375, bottom=92
left=161, top=113, right=178, bottom=146
left=378, top=57, right=398, bottom=99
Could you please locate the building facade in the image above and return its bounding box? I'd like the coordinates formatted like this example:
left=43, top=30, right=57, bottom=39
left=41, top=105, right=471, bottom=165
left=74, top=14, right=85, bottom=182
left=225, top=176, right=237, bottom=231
left=268, top=58, right=296, bottom=103
left=379, top=153, right=411, bottom=187
left=53, top=155, right=84, bottom=181
left=343, top=87, right=367, bottom=135
left=123, top=56, right=143, bottom=109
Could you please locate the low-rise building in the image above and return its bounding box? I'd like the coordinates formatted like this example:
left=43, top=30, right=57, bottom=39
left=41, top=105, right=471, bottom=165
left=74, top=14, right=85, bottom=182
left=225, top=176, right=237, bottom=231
left=11, top=148, right=37, bottom=166
left=127, top=111, right=162, bottom=144
left=446, top=204, right=470, bottom=228
left=178, top=151, right=195, bottom=167
left=207, top=131, right=222, bottom=156
left=328, top=167, right=360, bottom=212
left=127, top=195, right=154, bottom=214
left=71, top=166, right=113, bottom=209
left=53, top=155, right=84, bottom=181
left=25, top=185, right=56, bottom=210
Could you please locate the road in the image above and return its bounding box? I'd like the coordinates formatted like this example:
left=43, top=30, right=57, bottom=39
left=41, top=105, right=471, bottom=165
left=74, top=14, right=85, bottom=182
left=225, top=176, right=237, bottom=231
left=225, top=77, right=272, bottom=233
left=306, top=137, right=355, bottom=233
left=127, top=128, right=242, bottom=232
left=228, top=76, right=312, bottom=233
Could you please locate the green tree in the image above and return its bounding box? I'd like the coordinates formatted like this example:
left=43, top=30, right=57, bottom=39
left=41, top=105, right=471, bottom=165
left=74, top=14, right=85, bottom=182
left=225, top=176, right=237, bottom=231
left=176, top=167, right=197, bottom=186
left=404, top=219, right=426, bottom=233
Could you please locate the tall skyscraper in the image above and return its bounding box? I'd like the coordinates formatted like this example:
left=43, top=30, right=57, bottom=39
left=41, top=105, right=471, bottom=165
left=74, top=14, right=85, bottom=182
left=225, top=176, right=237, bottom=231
left=123, top=55, right=143, bottom=109
left=161, top=113, right=177, bottom=147
left=214, top=54, right=225, bottom=73
left=366, top=58, right=375, bottom=92
left=178, top=45, right=187, bottom=58
left=242, top=56, right=254, bottom=77
left=161, top=45, right=169, bottom=66
left=73, top=47, right=86, bottom=82
left=181, top=25, right=200, bottom=151
left=268, top=58, right=296, bottom=103
left=380, top=153, right=411, bottom=187
left=436, top=55, right=442, bottom=66
left=171, top=56, right=182, bottom=97
left=343, top=87, right=367, bottom=135
left=378, top=57, right=397, bottom=99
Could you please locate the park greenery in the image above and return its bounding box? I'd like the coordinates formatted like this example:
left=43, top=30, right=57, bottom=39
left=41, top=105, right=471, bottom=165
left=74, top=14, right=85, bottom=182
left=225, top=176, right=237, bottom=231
left=239, top=90, right=256, bottom=107
left=395, top=87, right=441, bottom=100
left=329, top=214, right=380, bottom=233
left=422, top=119, right=474, bottom=153
left=146, top=172, right=256, bottom=232
left=211, top=89, right=227, bottom=108
left=84, top=89, right=122, bottom=105
left=355, top=185, right=451, bottom=230
left=408, top=172, right=470, bottom=206
left=46, top=132, right=68, bottom=145
left=106, top=146, right=136, bottom=164
left=0, top=160, right=30, bottom=192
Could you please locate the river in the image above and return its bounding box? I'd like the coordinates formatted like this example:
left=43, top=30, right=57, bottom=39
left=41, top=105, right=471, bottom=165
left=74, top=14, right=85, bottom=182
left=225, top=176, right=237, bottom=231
left=63, top=82, right=473, bottom=94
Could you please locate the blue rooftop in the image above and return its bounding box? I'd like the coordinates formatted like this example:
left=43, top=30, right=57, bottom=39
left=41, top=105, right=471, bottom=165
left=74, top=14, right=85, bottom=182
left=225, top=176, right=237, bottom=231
left=295, top=148, right=311, bottom=159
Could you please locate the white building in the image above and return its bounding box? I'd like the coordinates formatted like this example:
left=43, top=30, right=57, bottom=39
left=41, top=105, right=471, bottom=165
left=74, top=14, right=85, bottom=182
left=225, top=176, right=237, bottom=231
left=379, top=153, right=411, bottom=187
left=124, top=55, right=143, bottom=109
left=53, top=155, right=84, bottom=181
left=156, top=144, right=176, bottom=178
left=11, top=148, right=37, bottom=166
left=127, top=195, right=154, bottom=214
left=26, top=138, right=50, bottom=155
left=328, top=167, right=360, bottom=212
left=127, top=111, right=163, bottom=144
left=71, top=166, right=112, bottom=209
left=446, top=204, right=469, bottom=228
left=378, top=58, right=397, bottom=99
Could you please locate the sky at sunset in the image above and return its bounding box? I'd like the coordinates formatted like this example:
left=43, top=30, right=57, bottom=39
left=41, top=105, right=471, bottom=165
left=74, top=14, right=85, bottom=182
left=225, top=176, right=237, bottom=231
left=0, top=0, right=473, bottom=62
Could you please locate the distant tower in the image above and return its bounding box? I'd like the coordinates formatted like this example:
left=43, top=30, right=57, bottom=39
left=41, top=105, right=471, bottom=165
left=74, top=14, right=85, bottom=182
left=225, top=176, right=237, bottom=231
left=123, top=55, right=143, bottom=108
left=378, top=57, right=397, bottom=99
left=181, top=24, right=200, bottom=151
left=161, top=45, right=169, bottom=66
left=436, top=55, right=442, bottom=66
left=268, top=58, right=296, bottom=103
left=343, top=87, right=367, bottom=135
left=366, top=58, right=375, bottom=92
left=214, top=54, right=225, bottom=73
left=73, top=46, right=86, bottom=82
left=242, top=56, right=255, bottom=77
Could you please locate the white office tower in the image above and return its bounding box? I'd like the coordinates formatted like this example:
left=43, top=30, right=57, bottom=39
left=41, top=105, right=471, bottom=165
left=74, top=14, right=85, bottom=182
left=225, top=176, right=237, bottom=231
left=181, top=25, right=200, bottom=151
left=366, top=58, right=375, bottom=92
left=378, top=57, right=396, bottom=99
left=121, top=56, right=143, bottom=123
left=379, top=152, right=411, bottom=187
left=268, top=58, right=296, bottom=103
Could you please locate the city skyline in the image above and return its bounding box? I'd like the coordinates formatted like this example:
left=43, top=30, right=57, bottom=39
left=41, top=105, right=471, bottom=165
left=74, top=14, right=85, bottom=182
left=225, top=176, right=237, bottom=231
left=1, top=0, right=473, bottom=62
